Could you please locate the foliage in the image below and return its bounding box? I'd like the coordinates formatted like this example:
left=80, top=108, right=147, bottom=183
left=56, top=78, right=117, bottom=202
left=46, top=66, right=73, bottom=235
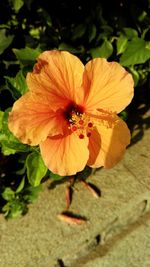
left=0, top=0, right=150, bottom=218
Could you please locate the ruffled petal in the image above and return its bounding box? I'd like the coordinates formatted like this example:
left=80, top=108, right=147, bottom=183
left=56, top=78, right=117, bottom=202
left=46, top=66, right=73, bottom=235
left=8, top=92, right=67, bottom=146
left=88, top=116, right=130, bottom=168
left=26, top=50, right=85, bottom=110
left=83, top=58, right=134, bottom=113
left=40, top=133, right=89, bottom=176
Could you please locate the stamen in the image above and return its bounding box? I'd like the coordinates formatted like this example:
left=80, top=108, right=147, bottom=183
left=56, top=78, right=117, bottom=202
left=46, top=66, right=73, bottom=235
left=78, top=119, right=84, bottom=125
left=88, top=122, right=93, bottom=128
left=79, top=134, right=84, bottom=139
left=71, top=125, right=77, bottom=131
left=68, top=106, right=116, bottom=140
left=87, top=132, right=91, bottom=137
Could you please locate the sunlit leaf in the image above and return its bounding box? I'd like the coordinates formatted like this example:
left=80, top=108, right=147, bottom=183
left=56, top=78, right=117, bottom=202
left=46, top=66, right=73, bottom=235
left=9, top=0, right=24, bottom=13
left=117, top=34, right=128, bottom=55
left=0, top=109, right=30, bottom=155
left=5, top=70, right=28, bottom=99
left=26, top=152, right=47, bottom=186
left=120, top=38, right=150, bottom=66
left=2, top=187, right=15, bottom=201
left=13, top=47, right=41, bottom=66
left=16, top=177, right=25, bottom=193
left=90, top=39, right=113, bottom=59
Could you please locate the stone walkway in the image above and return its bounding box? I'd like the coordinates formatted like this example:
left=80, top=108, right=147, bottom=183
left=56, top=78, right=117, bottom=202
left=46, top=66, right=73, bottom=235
left=0, top=110, right=150, bottom=267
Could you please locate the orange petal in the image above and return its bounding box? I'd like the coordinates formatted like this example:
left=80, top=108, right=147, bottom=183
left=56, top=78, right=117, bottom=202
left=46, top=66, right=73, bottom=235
left=8, top=92, right=67, bottom=146
left=83, top=58, right=134, bottom=113
left=87, top=129, right=101, bottom=166
left=87, top=116, right=130, bottom=168
left=27, top=50, right=85, bottom=110
left=40, top=133, right=89, bottom=176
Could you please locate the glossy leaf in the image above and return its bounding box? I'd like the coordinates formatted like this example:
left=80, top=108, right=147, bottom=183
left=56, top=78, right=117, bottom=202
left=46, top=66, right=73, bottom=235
left=90, top=39, right=113, bottom=59
left=26, top=152, right=47, bottom=186
left=5, top=70, right=28, bottom=99
left=117, top=34, right=128, bottom=55
left=120, top=38, right=150, bottom=66
left=13, top=47, right=41, bottom=66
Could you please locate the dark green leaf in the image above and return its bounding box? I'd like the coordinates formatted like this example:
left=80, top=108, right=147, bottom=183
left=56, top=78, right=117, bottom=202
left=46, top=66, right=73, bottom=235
left=88, top=24, right=97, bottom=43
left=0, top=29, right=14, bottom=55
left=128, top=66, right=140, bottom=86
left=90, top=39, right=113, bottom=59
left=58, top=43, right=82, bottom=54
left=26, top=152, right=47, bottom=186
left=72, top=24, right=86, bottom=40
left=120, top=38, right=150, bottom=66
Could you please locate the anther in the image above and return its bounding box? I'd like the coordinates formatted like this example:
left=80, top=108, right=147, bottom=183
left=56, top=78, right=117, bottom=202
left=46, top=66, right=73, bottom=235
left=88, top=122, right=93, bottom=128
left=79, top=134, right=84, bottom=139
left=78, top=119, right=84, bottom=125
left=87, top=132, right=91, bottom=137
left=71, top=125, right=77, bottom=131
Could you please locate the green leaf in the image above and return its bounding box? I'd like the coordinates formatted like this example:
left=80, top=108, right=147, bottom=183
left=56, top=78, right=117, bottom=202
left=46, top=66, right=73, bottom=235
left=0, top=111, right=4, bottom=131
left=4, top=201, right=25, bottom=219
left=122, top=28, right=138, bottom=39
left=16, top=177, right=25, bottom=193
left=88, top=24, right=97, bottom=43
left=58, top=43, right=82, bottom=54
left=117, top=34, right=128, bottom=55
left=26, top=152, right=47, bottom=186
left=0, top=29, right=14, bottom=55
left=2, top=187, right=15, bottom=201
left=50, top=173, right=64, bottom=181
left=120, top=38, right=150, bottom=66
left=13, top=47, right=41, bottom=66
left=9, top=0, right=24, bottom=13
left=0, top=108, right=30, bottom=155
left=23, top=185, right=41, bottom=203
left=72, top=24, right=86, bottom=40
left=128, top=66, right=140, bottom=87
left=90, top=39, right=113, bottom=59
left=5, top=70, right=28, bottom=99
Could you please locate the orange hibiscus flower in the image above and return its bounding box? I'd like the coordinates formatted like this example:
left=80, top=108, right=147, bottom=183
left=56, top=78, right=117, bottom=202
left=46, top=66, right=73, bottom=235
left=8, top=50, right=134, bottom=176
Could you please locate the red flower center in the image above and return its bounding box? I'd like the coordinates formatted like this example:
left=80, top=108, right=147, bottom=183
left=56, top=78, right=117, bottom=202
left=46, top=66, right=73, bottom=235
left=65, top=103, right=93, bottom=139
